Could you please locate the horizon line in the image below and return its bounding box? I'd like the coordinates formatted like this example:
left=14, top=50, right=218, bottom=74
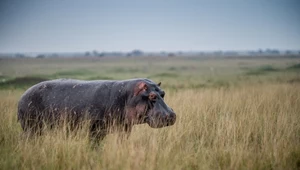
left=1, top=48, right=300, bottom=54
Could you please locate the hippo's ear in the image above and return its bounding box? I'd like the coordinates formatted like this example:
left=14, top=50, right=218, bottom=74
left=158, top=82, right=161, bottom=86
left=134, top=82, right=148, bottom=96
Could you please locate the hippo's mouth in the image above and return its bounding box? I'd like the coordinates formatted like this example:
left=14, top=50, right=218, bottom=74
left=143, top=116, right=150, bottom=124
left=142, top=101, right=176, bottom=128
left=142, top=102, right=152, bottom=124
left=143, top=116, right=157, bottom=127
left=143, top=115, right=174, bottom=128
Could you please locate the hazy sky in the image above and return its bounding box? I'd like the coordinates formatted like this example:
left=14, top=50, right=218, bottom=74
left=0, top=0, right=299, bottom=53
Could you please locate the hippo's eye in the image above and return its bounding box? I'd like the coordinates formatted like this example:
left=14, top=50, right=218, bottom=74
left=161, top=93, right=165, bottom=98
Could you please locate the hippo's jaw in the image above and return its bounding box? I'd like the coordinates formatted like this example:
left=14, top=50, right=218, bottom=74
left=145, top=110, right=176, bottom=128
left=145, top=118, right=176, bottom=128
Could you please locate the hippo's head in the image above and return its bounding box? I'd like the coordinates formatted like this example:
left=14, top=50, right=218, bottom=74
left=126, top=79, right=176, bottom=128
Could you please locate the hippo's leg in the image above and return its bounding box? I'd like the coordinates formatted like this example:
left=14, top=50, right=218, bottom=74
left=117, top=124, right=132, bottom=141
left=89, top=120, right=106, bottom=141
left=19, top=113, right=43, bottom=136
left=124, top=124, right=132, bottom=138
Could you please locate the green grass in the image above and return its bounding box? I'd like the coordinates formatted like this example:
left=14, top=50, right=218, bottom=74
left=87, top=75, right=115, bottom=80
left=54, top=69, right=95, bottom=77
left=245, top=65, right=279, bottom=75
left=0, top=56, right=300, bottom=169
left=0, top=76, right=48, bottom=89
left=287, top=63, right=300, bottom=70
left=150, top=72, right=179, bottom=78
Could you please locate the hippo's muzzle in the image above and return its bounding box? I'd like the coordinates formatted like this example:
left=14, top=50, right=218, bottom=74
left=145, top=111, right=176, bottom=128
left=145, top=97, right=176, bottom=128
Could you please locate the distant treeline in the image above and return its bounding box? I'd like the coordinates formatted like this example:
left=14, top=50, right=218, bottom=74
left=1, top=49, right=300, bottom=58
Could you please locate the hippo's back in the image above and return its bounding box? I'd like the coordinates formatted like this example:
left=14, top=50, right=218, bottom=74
left=17, top=79, right=118, bottom=130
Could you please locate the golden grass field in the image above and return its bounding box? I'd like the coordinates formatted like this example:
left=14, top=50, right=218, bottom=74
left=0, top=56, right=300, bottom=169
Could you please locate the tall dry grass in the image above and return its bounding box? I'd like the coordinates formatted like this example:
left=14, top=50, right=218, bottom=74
left=0, top=83, right=300, bottom=169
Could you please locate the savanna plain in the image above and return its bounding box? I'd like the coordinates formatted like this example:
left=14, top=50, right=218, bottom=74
left=0, top=56, right=300, bottom=170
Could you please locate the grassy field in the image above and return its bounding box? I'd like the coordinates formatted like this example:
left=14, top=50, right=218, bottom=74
left=0, top=56, right=300, bottom=169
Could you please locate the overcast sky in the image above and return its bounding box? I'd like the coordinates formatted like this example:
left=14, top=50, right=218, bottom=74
left=0, top=0, right=299, bottom=53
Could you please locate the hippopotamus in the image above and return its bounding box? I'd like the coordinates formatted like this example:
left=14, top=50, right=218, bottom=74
left=17, top=78, right=176, bottom=139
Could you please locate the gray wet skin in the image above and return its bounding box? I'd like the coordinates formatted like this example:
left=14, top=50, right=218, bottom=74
left=18, top=78, right=176, bottom=140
